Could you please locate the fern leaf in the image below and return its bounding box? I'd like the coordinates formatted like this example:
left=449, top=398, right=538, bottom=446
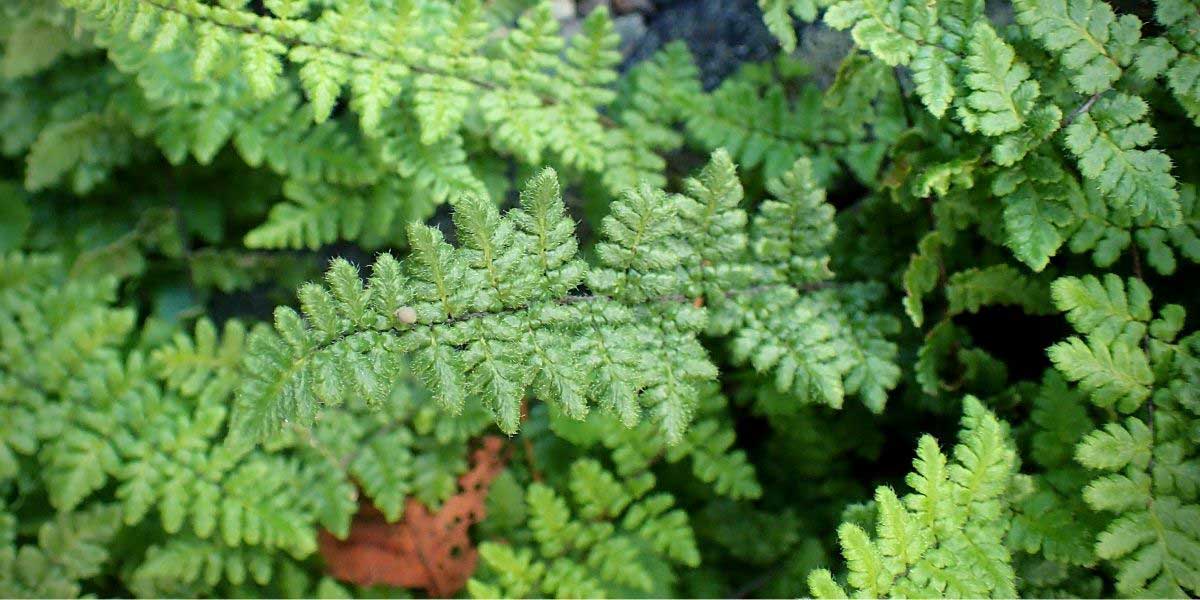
left=824, top=0, right=932, bottom=66
left=471, top=459, right=697, bottom=598
left=959, top=23, right=1040, bottom=136
left=810, top=397, right=1020, bottom=598
left=911, top=46, right=956, bottom=118
left=236, top=153, right=898, bottom=438
left=294, top=48, right=346, bottom=124
left=1051, top=274, right=1151, bottom=339
left=1048, top=336, right=1153, bottom=413
left=240, top=33, right=286, bottom=100
left=0, top=505, right=121, bottom=598
left=945, top=264, right=1053, bottom=317
left=1013, top=0, right=1141, bottom=94
left=759, top=0, right=831, bottom=51
left=1065, top=93, right=1181, bottom=226
left=902, top=230, right=946, bottom=327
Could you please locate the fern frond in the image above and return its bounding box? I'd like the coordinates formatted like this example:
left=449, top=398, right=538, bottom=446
left=235, top=153, right=901, bottom=441
left=0, top=262, right=413, bottom=594
left=1065, top=93, right=1181, bottom=226
left=808, top=397, right=1021, bottom=598
left=1051, top=273, right=1151, bottom=340
left=959, top=23, right=1043, bottom=136
left=901, top=230, right=947, bottom=327
left=0, top=505, right=121, bottom=598
left=1013, top=0, right=1141, bottom=94
left=61, top=0, right=679, bottom=198
left=244, top=179, right=434, bottom=251
left=601, top=41, right=697, bottom=192
left=1049, top=330, right=1153, bottom=413
left=469, top=459, right=698, bottom=598
left=824, top=0, right=934, bottom=67
left=1049, top=272, right=1200, bottom=597
left=1009, top=372, right=1105, bottom=567
left=550, top=382, right=762, bottom=500
left=724, top=160, right=899, bottom=412
left=127, top=537, right=281, bottom=597
left=993, top=153, right=1081, bottom=270
left=1140, top=0, right=1200, bottom=124
left=759, top=0, right=835, bottom=52
left=1046, top=273, right=1160, bottom=412
left=682, top=56, right=886, bottom=184
left=752, top=157, right=836, bottom=283
left=944, top=264, right=1053, bottom=316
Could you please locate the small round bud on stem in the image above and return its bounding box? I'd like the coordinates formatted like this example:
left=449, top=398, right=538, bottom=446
left=394, top=306, right=418, bottom=324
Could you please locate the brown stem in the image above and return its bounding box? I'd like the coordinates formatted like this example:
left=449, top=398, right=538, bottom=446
left=1063, top=91, right=1104, bottom=127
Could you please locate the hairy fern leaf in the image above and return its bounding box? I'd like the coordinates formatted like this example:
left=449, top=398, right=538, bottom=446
left=1065, top=93, right=1181, bottom=226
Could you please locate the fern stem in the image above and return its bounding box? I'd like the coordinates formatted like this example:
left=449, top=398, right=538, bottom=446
left=1062, top=91, right=1104, bottom=126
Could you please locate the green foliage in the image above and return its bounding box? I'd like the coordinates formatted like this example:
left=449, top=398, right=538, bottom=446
left=549, top=382, right=763, bottom=501
left=1138, top=0, right=1200, bottom=125
left=1064, top=94, right=1180, bottom=226
left=56, top=0, right=693, bottom=206
left=759, top=0, right=834, bottom=52
left=959, top=23, right=1043, bottom=137
left=1012, top=0, right=1140, bottom=95
left=1048, top=273, right=1200, bottom=597
left=0, top=505, right=121, bottom=598
left=0, top=246, right=475, bottom=596
left=1048, top=274, right=1154, bottom=412
left=1008, top=372, right=1106, bottom=571
left=234, top=152, right=899, bottom=443
left=944, top=264, right=1053, bottom=317
left=468, top=459, right=699, bottom=598
left=807, top=398, right=1022, bottom=598
left=682, top=53, right=904, bottom=186
left=1, top=0, right=1199, bottom=597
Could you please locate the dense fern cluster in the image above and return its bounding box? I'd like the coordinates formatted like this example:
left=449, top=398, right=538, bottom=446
left=2, top=0, right=1198, bottom=597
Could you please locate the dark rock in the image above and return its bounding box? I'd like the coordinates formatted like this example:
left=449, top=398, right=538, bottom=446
left=612, top=13, right=648, bottom=56
left=612, top=0, right=656, bottom=14
left=578, top=0, right=657, bottom=16
left=622, top=0, right=780, bottom=89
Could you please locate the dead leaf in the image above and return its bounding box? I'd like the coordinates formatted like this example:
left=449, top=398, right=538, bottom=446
left=318, top=436, right=507, bottom=597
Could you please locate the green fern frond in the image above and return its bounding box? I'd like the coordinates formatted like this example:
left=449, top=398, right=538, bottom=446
left=128, top=537, right=281, bottom=597
left=959, top=23, right=1042, bottom=136
left=550, top=382, right=762, bottom=500
left=808, top=397, right=1021, bottom=598
left=0, top=505, right=121, bottom=598
left=1064, top=93, right=1181, bottom=226
left=1013, top=0, right=1141, bottom=94
left=1048, top=272, right=1200, bottom=597
left=1049, top=329, right=1153, bottom=413
left=244, top=179, right=434, bottom=251
left=1047, top=273, right=1159, bottom=409
left=61, top=0, right=682, bottom=199
left=823, top=0, right=933, bottom=67
left=944, top=264, right=1053, bottom=317
left=235, top=153, right=900, bottom=441
left=1051, top=273, right=1151, bottom=340
left=1009, top=372, right=1105, bottom=568
left=759, top=0, right=836, bottom=52
left=901, top=230, right=947, bottom=328
left=469, top=459, right=698, bottom=598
